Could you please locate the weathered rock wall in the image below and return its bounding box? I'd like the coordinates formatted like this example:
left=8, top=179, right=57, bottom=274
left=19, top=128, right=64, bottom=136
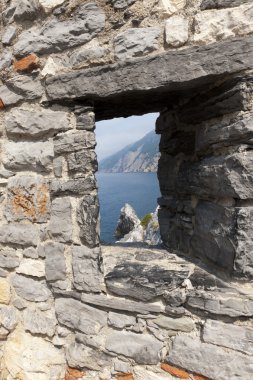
left=0, top=0, right=253, bottom=379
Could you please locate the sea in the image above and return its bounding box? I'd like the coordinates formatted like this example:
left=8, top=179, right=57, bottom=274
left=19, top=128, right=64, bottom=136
left=96, top=172, right=161, bottom=243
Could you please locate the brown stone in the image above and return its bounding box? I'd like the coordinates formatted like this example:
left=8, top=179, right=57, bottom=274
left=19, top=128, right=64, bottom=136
left=193, top=375, right=212, bottom=380
left=14, top=54, right=39, bottom=73
left=0, top=99, right=5, bottom=109
left=65, top=367, right=86, bottom=380
left=117, top=375, right=134, bottom=380
left=161, top=363, right=189, bottom=379
left=0, top=279, right=11, bottom=305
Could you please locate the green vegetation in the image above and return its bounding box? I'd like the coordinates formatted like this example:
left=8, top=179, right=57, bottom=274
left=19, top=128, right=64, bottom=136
left=141, top=213, right=152, bottom=229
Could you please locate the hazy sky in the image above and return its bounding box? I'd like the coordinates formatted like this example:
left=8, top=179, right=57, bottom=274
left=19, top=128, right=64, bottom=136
left=95, top=113, right=159, bottom=161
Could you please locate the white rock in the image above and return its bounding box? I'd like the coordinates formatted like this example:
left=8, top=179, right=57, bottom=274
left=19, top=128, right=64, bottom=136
left=159, top=0, right=186, bottom=17
left=41, top=57, right=61, bottom=77
left=134, top=366, right=175, bottom=380
left=38, top=0, right=65, bottom=11
left=3, top=327, right=65, bottom=379
left=194, top=4, right=253, bottom=44
left=17, top=259, right=45, bottom=278
left=165, top=15, right=189, bottom=47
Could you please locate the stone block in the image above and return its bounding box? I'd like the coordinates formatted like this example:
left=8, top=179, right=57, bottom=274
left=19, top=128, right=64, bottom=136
left=177, top=152, right=253, bottom=199
left=158, top=154, right=181, bottom=196
left=0, top=85, right=22, bottom=107
left=50, top=177, right=96, bottom=196
left=39, top=0, right=65, bottom=11
left=105, top=331, right=163, bottom=364
left=66, top=342, right=111, bottom=371
left=17, top=259, right=45, bottom=278
left=201, top=0, right=252, bottom=10
left=0, top=279, right=11, bottom=304
left=77, top=195, right=99, bottom=247
left=14, top=54, right=39, bottom=72
left=75, top=112, right=95, bottom=130
left=114, top=27, right=161, bottom=61
left=49, top=198, right=72, bottom=243
left=55, top=298, right=107, bottom=335
left=165, top=15, right=189, bottom=47
left=3, top=141, right=54, bottom=173
left=54, top=130, right=96, bottom=154
left=194, top=4, right=253, bottom=44
left=166, top=335, right=253, bottom=380
left=72, top=245, right=102, bottom=292
left=0, top=51, right=13, bottom=70
left=108, top=312, right=136, bottom=329
left=23, top=247, right=38, bottom=259
left=110, top=0, right=136, bottom=9
left=0, top=224, right=39, bottom=247
left=12, top=274, right=51, bottom=302
left=0, top=249, right=20, bottom=269
left=0, top=306, right=18, bottom=332
left=67, top=150, right=97, bottom=174
left=14, top=3, right=105, bottom=57
left=159, top=0, right=186, bottom=16
left=159, top=131, right=195, bottom=156
left=152, top=315, right=194, bottom=332
left=6, top=75, right=44, bottom=99
left=203, top=320, right=253, bottom=355
left=24, top=308, right=56, bottom=337
left=44, top=242, right=66, bottom=282
left=2, top=26, right=17, bottom=45
left=5, top=175, right=50, bottom=223
left=70, top=44, right=109, bottom=68
left=13, top=0, right=42, bottom=22
left=6, top=107, right=70, bottom=139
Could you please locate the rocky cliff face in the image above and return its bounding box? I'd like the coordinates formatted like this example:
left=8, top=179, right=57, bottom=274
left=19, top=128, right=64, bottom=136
left=99, top=130, right=160, bottom=173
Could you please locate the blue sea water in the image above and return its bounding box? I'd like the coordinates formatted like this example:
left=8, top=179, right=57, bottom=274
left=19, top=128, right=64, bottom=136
left=96, top=172, right=161, bottom=243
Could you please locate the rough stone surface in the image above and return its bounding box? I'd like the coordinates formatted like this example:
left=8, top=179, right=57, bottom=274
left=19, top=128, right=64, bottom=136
left=55, top=298, right=107, bottom=335
left=50, top=177, right=96, bottom=196
left=54, top=130, right=96, bottom=154
left=152, top=316, right=194, bottom=332
left=167, top=335, right=253, bottom=380
left=12, top=274, right=51, bottom=302
left=0, top=279, right=11, bottom=305
left=5, top=175, right=50, bottom=223
left=67, top=150, right=97, bottom=174
left=49, top=198, right=72, bottom=243
left=201, top=0, right=252, bottom=10
left=115, top=203, right=140, bottom=239
left=3, top=141, right=54, bottom=173
left=165, top=16, right=189, bottom=47
left=0, top=85, right=22, bottom=107
left=72, top=245, right=102, bottom=293
left=0, top=249, right=20, bottom=269
left=2, top=26, right=17, bottom=45
left=159, top=0, right=186, bottom=16
left=5, top=107, right=70, bottom=138
left=0, top=224, right=39, bottom=247
left=46, top=36, right=253, bottom=120
left=23, top=308, right=56, bottom=337
left=44, top=242, right=66, bottom=282
left=14, top=3, right=105, bottom=57
left=114, top=27, right=161, bottom=61
left=13, top=0, right=42, bottom=22
left=66, top=342, right=111, bottom=371
left=6, top=75, right=44, bottom=99
left=77, top=195, right=99, bottom=247
left=108, top=312, right=136, bottom=329
left=17, top=259, right=45, bottom=278
left=105, top=331, right=163, bottom=364
left=203, top=320, right=253, bottom=355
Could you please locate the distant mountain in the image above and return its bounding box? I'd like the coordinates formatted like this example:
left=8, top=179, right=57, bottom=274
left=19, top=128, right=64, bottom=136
left=99, top=130, right=160, bottom=173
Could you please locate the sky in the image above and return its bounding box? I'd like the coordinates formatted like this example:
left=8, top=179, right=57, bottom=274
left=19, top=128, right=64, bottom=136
left=95, top=113, right=159, bottom=161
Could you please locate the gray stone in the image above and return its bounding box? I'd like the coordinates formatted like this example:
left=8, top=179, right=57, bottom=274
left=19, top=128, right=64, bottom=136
left=14, top=3, right=105, bottom=57
left=114, top=359, right=131, bottom=374
left=203, top=320, right=253, bottom=356
left=115, top=203, right=140, bottom=239
left=0, top=51, right=13, bottom=70
left=177, top=152, right=253, bottom=199
left=196, top=112, right=253, bottom=153
left=13, top=0, right=42, bottom=22
left=0, top=224, right=39, bottom=247
left=77, top=195, right=99, bottom=247
left=3, top=141, right=54, bottom=173
left=44, top=242, right=66, bottom=282
left=53, top=157, right=64, bottom=178
left=81, top=293, right=164, bottom=314
left=108, top=312, right=136, bottom=329
left=187, top=291, right=253, bottom=317
left=0, top=306, right=18, bottom=332
left=0, top=85, right=22, bottom=107
left=76, top=333, right=105, bottom=350
left=110, top=0, right=136, bottom=9
left=23, top=308, right=56, bottom=337
left=2, top=26, right=17, bottom=45
left=201, top=0, right=252, bottom=10
left=54, top=131, right=96, bottom=154
left=105, top=331, right=163, bottom=364
left=152, top=316, right=194, bottom=332
left=17, top=259, right=45, bottom=278
left=23, top=247, right=38, bottom=259
left=5, top=107, right=70, bottom=139
left=49, top=198, right=72, bottom=243
left=0, top=269, right=8, bottom=278
left=55, top=298, right=107, bottom=335
left=166, top=335, right=253, bottom=380
left=114, top=27, right=161, bottom=61
left=70, top=45, right=108, bottom=68
left=6, top=76, right=44, bottom=99
left=45, top=35, right=253, bottom=120
left=76, top=112, right=95, bottom=130
left=66, top=343, right=111, bottom=371
left=0, top=249, right=20, bottom=269
left=50, top=177, right=96, bottom=196
left=5, top=175, right=50, bottom=223
left=12, top=274, right=51, bottom=302
left=67, top=150, right=97, bottom=174
left=72, top=245, right=102, bottom=292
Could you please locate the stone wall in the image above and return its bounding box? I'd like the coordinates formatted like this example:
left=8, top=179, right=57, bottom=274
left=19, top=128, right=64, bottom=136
left=0, top=0, right=253, bottom=379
